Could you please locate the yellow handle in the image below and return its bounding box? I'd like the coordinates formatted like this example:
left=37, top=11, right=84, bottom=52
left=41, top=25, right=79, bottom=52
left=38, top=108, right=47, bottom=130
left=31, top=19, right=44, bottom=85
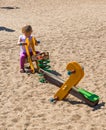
left=54, top=62, right=84, bottom=100
left=31, top=36, right=36, bottom=56
left=25, top=38, right=35, bottom=73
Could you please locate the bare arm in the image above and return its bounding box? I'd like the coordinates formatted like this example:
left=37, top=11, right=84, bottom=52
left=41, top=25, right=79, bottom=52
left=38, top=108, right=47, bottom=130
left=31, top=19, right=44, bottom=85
left=17, top=42, right=27, bottom=46
left=17, top=37, right=27, bottom=46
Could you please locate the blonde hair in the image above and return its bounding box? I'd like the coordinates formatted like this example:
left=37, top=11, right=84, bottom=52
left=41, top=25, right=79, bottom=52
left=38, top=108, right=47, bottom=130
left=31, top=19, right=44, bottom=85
left=22, top=25, right=32, bottom=33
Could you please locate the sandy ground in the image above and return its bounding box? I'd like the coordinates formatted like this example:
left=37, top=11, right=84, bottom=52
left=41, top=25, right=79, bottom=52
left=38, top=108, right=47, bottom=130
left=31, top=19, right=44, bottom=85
left=0, top=0, right=106, bottom=130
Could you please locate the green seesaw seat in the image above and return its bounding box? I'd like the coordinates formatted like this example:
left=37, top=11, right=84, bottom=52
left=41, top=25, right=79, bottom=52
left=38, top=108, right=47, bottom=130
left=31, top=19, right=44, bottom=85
left=78, top=88, right=99, bottom=102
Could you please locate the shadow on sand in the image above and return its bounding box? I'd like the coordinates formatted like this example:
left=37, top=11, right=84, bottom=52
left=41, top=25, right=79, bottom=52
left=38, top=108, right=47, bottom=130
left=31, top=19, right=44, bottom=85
left=64, top=99, right=86, bottom=105
left=0, top=26, right=15, bottom=32
left=64, top=99, right=105, bottom=110
left=0, top=6, right=19, bottom=10
left=92, top=102, right=105, bottom=111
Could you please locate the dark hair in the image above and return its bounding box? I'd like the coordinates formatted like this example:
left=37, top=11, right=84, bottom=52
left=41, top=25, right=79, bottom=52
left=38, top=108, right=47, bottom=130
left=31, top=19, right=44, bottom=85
left=22, top=25, right=32, bottom=33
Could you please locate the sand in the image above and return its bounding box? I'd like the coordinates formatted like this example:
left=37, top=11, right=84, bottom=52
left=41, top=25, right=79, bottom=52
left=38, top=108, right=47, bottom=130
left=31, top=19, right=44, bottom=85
left=0, top=0, right=106, bottom=130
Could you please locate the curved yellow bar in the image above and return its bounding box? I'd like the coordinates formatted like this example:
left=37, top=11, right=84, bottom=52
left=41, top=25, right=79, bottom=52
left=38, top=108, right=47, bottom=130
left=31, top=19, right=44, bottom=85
left=25, top=38, right=35, bottom=73
left=31, top=36, right=36, bottom=56
left=54, top=62, right=84, bottom=100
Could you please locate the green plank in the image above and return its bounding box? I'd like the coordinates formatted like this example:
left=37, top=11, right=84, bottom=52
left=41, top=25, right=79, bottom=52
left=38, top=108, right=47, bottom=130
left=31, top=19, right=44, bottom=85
left=78, top=88, right=100, bottom=102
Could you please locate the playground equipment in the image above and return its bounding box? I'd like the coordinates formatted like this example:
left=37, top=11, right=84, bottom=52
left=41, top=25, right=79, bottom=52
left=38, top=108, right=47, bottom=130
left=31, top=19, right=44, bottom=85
left=24, top=38, right=100, bottom=107
left=40, top=64, right=99, bottom=106
left=53, top=62, right=84, bottom=100
left=25, top=37, right=36, bottom=73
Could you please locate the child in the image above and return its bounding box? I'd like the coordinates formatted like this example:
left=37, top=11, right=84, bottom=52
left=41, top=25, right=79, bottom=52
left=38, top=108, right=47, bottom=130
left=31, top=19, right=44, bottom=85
left=17, top=25, right=40, bottom=73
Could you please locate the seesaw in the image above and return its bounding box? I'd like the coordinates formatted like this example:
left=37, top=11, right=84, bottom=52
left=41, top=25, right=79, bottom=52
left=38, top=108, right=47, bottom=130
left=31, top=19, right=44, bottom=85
left=39, top=64, right=99, bottom=107
left=24, top=38, right=100, bottom=107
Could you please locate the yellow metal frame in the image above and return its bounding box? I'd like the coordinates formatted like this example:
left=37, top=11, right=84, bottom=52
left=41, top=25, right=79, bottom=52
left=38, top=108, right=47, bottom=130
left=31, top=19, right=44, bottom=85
left=25, top=37, right=36, bottom=73
left=54, top=62, right=84, bottom=100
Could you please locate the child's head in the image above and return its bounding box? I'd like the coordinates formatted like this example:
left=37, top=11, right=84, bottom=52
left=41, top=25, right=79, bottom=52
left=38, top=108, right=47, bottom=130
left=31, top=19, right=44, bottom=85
left=22, top=25, right=33, bottom=37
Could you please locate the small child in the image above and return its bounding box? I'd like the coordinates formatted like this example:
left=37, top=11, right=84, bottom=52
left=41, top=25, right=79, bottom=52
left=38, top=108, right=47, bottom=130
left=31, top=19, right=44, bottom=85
left=17, top=25, right=39, bottom=73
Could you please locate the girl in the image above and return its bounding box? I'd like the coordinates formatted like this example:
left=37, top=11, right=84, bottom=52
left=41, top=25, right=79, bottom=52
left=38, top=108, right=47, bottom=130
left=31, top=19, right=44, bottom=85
left=17, top=25, right=39, bottom=73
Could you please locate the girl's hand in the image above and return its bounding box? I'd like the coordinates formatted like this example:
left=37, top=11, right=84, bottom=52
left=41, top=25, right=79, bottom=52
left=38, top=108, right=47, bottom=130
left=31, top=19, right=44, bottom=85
left=37, top=40, right=40, bottom=44
left=35, top=40, right=40, bottom=46
left=19, top=42, right=27, bottom=46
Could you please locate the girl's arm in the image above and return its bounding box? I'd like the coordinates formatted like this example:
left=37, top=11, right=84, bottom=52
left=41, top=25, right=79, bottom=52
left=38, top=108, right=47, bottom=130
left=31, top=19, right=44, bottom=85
left=17, top=42, right=27, bottom=46
left=17, top=37, right=27, bottom=46
left=35, top=39, right=40, bottom=46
